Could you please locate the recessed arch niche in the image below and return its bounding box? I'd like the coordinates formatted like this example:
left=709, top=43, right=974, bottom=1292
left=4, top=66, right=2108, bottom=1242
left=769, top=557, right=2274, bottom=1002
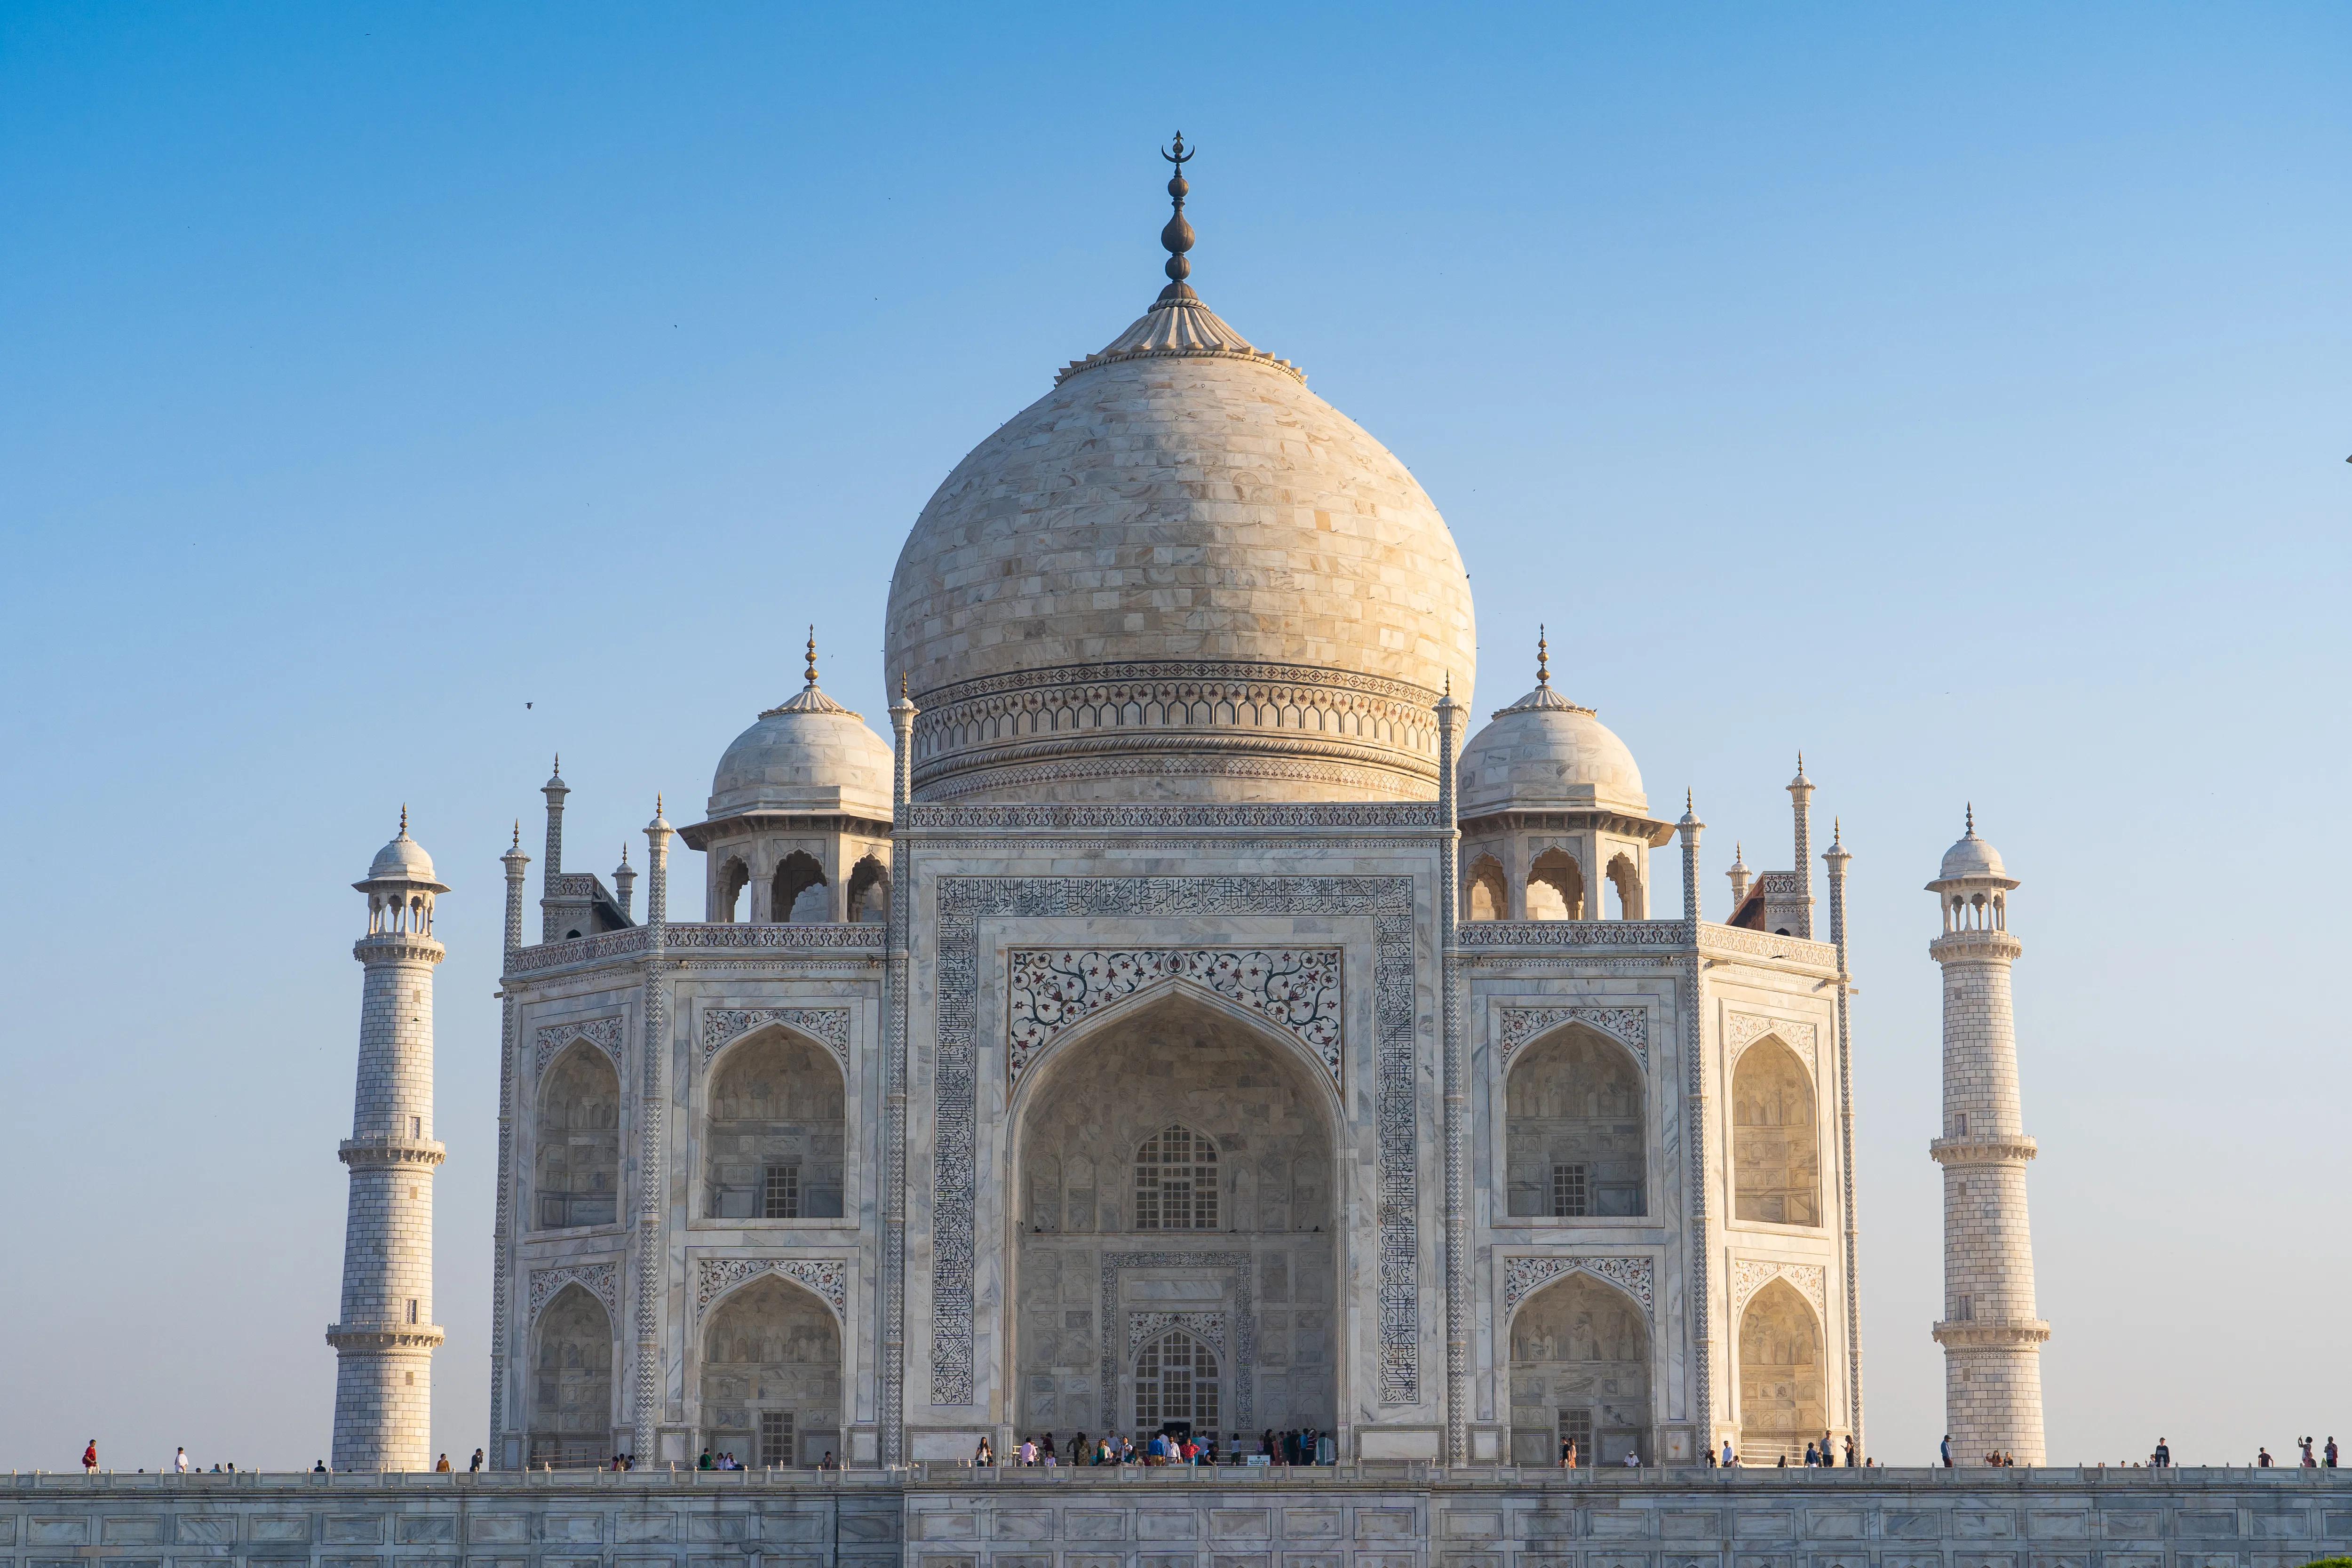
left=534, top=1042, right=620, bottom=1231
left=1732, top=1037, right=1820, bottom=1226
left=1009, top=988, right=1337, bottom=1444
left=1507, top=1271, right=1651, bottom=1465
left=704, top=1027, right=846, bottom=1219
left=528, top=1283, right=613, bottom=1468
left=1505, top=1025, right=1646, bottom=1218
left=698, top=1274, right=841, bottom=1468
left=1737, top=1277, right=1826, bottom=1462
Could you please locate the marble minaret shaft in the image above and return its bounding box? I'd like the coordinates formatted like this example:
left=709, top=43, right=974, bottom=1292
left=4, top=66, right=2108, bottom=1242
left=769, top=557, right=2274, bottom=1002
left=1928, top=813, right=2048, bottom=1464
left=329, top=814, right=448, bottom=1471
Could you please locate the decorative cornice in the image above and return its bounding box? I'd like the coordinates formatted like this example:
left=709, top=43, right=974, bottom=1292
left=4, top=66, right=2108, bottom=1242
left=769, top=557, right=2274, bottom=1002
left=1008, top=948, right=1342, bottom=1083
left=1698, top=922, right=1840, bottom=969
left=1497, top=1005, right=1649, bottom=1070
left=1933, top=1318, right=2051, bottom=1348
left=508, top=922, right=886, bottom=974
left=693, top=1256, right=848, bottom=1320
left=1460, top=920, right=1689, bottom=951
left=1502, top=1255, right=1655, bottom=1319
left=1929, top=1133, right=2039, bottom=1164
left=915, top=746, right=1432, bottom=804
left=905, top=801, right=1442, bottom=832
left=534, top=1015, right=624, bottom=1077
left=1460, top=808, right=1677, bottom=846
left=528, top=1262, right=619, bottom=1324
left=325, top=1323, right=445, bottom=1352
left=678, top=811, right=894, bottom=851
left=700, top=1006, right=852, bottom=1066
left=338, top=1136, right=446, bottom=1169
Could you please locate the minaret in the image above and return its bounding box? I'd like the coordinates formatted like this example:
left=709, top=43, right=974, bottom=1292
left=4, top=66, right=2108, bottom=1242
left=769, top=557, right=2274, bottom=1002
left=1928, top=808, right=2048, bottom=1465
left=540, top=757, right=567, bottom=942
left=613, top=844, right=636, bottom=923
left=328, top=810, right=449, bottom=1471
left=1786, top=754, right=1815, bottom=938
left=488, top=823, right=528, bottom=1459
left=1725, top=843, right=1751, bottom=915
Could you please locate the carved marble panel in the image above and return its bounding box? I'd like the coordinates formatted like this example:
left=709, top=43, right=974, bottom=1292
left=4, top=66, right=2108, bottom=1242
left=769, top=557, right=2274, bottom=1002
left=533, top=1014, right=623, bottom=1077
left=1497, top=1004, right=1650, bottom=1070
left=1502, top=1255, right=1656, bottom=1320
left=691, top=1255, right=850, bottom=1321
left=700, top=1005, right=853, bottom=1066
left=527, top=1261, right=620, bottom=1324
left=1729, top=1258, right=1828, bottom=1320
left=1727, top=1013, right=1818, bottom=1075
left=1007, top=948, right=1343, bottom=1083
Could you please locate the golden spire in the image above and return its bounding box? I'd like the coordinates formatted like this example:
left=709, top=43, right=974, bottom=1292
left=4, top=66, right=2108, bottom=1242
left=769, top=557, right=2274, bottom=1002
left=1536, top=625, right=1550, bottom=686
left=804, top=625, right=819, bottom=688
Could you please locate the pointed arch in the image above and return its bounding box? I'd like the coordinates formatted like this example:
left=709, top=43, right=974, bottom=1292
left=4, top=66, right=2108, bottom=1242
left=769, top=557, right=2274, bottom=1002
left=528, top=1281, right=614, bottom=1468
left=1506, top=1268, right=1651, bottom=1466
left=1133, top=1326, right=1221, bottom=1436
left=1605, top=852, right=1644, bottom=919
left=534, top=1041, right=620, bottom=1231
left=1505, top=1023, right=1646, bottom=1218
left=1466, top=854, right=1508, bottom=922
left=698, top=1272, right=841, bottom=1469
left=846, top=854, right=890, bottom=924
left=705, top=1022, right=846, bottom=1219
left=1732, top=1036, right=1820, bottom=1226
left=772, top=852, right=827, bottom=924
left=1527, top=849, right=1584, bottom=920
left=1737, top=1277, right=1826, bottom=1463
left=716, top=856, right=751, bottom=923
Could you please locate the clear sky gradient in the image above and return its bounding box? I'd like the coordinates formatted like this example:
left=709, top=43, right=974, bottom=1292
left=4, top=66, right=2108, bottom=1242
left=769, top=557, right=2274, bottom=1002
left=2, top=4, right=2346, bottom=1472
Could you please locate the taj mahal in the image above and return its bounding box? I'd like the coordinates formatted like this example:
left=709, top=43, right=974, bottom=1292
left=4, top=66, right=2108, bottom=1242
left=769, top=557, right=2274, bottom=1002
left=320, top=143, right=2056, bottom=1481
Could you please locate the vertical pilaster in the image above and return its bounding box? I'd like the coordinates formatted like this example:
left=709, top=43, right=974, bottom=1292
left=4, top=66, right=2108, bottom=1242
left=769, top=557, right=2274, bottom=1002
left=1824, top=823, right=1864, bottom=1458
left=330, top=817, right=448, bottom=1472
left=1436, top=683, right=1466, bottom=1466
left=882, top=679, right=917, bottom=1468
left=633, top=799, right=672, bottom=1461
left=489, top=826, right=529, bottom=1463
left=1675, top=796, right=1711, bottom=1452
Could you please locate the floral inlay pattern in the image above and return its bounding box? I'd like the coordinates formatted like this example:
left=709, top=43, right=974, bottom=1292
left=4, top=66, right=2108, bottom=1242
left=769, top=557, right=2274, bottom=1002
left=1007, top=948, right=1343, bottom=1083
left=1502, top=1254, right=1656, bottom=1319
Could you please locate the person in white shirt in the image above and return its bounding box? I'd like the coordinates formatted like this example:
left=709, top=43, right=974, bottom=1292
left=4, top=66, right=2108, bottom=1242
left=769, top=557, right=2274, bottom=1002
left=174, top=1448, right=188, bottom=1474
left=1019, top=1440, right=1037, bottom=1465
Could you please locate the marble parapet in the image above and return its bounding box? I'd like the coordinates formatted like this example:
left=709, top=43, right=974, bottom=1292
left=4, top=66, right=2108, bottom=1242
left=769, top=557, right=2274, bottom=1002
left=10, top=1467, right=2344, bottom=1568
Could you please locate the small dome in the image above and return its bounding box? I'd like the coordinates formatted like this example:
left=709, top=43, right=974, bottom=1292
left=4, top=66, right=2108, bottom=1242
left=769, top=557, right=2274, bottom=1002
left=707, top=679, right=895, bottom=822
left=1458, top=681, right=1648, bottom=819
left=1938, top=826, right=2008, bottom=882
left=361, top=810, right=446, bottom=890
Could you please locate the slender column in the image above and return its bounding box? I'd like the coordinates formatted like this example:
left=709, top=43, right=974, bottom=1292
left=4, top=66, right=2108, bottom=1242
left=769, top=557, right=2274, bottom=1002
left=329, top=817, right=447, bottom=1471
left=1787, top=756, right=1814, bottom=939
left=1823, top=823, right=1864, bottom=1458
left=614, top=845, right=636, bottom=923
left=1674, top=796, right=1712, bottom=1452
left=633, top=799, right=672, bottom=1460
left=488, top=825, right=529, bottom=1462
left=540, top=759, right=568, bottom=943
left=1930, top=821, right=2047, bottom=1465
left=1436, top=682, right=1467, bottom=1466
left=882, top=679, right=918, bottom=1467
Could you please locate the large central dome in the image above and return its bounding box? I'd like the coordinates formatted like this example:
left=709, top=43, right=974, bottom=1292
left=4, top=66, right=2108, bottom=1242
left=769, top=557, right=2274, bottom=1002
left=884, top=179, right=1476, bottom=804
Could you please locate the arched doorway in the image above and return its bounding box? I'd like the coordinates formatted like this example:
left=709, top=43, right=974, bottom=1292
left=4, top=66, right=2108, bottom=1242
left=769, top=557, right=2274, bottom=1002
left=699, top=1274, right=841, bottom=1469
left=1507, top=1271, right=1651, bottom=1465
left=1738, top=1278, right=1826, bottom=1463
left=529, top=1284, right=613, bottom=1469
left=1011, top=989, right=1337, bottom=1447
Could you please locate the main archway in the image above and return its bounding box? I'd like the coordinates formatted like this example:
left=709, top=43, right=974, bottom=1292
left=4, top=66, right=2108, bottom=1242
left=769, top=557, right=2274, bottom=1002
left=1009, top=987, right=1338, bottom=1445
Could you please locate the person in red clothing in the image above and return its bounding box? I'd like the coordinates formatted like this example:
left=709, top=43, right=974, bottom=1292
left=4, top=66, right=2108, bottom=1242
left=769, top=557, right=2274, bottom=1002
left=81, top=1441, right=98, bottom=1473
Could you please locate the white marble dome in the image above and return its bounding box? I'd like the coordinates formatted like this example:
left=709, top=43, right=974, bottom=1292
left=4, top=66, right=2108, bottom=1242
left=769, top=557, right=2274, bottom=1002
left=1458, top=680, right=1647, bottom=820
left=366, top=820, right=439, bottom=884
left=1937, top=817, right=2011, bottom=883
left=883, top=287, right=1477, bottom=804
left=707, top=680, right=895, bottom=822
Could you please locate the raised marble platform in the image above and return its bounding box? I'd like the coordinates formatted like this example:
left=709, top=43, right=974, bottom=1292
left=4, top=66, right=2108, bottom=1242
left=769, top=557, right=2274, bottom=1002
left=8, top=1467, right=2345, bottom=1568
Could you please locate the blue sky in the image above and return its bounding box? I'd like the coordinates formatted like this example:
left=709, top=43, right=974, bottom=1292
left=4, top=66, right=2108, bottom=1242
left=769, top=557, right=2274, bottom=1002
left=1, top=3, right=2346, bottom=1471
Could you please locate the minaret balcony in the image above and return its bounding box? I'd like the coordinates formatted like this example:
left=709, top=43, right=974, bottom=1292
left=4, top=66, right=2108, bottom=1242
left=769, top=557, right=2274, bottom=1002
left=1928, top=1133, right=2037, bottom=1164
left=339, top=1134, right=448, bottom=1169
left=325, top=1322, right=446, bottom=1352
left=1927, top=928, right=2023, bottom=962
left=1931, top=1318, right=2051, bottom=1348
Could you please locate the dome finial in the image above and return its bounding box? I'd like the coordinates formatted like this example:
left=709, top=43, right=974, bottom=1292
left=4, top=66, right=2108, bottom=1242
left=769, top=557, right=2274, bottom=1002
left=398, top=803, right=407, bottom=837
left=805, top=625, right=819, bottom=688
left=511, top=819, right=520, bottom=850
left=1536, top=625, right=1550, bottom=686
left=1966, top=802, right=1975, bottom=835
left=1158, top=132, right=1196, bottom=302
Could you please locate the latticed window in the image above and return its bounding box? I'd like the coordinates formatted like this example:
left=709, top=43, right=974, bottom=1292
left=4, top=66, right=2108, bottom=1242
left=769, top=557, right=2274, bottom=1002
left=763, top=1165, right=801, bottom=1219
left=759, top=1411, right=793, bottom=1469
left=1134, top=1125, right=1218, bottom=1231
left=1557, top=1407, right=1594, bottom=1461
left=1134, top=1330, right=1220, bottom=1435
left=1551, top=1162, right=1589, bottom=1218
left=1953, top=1294, right=1973, bottom=1322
